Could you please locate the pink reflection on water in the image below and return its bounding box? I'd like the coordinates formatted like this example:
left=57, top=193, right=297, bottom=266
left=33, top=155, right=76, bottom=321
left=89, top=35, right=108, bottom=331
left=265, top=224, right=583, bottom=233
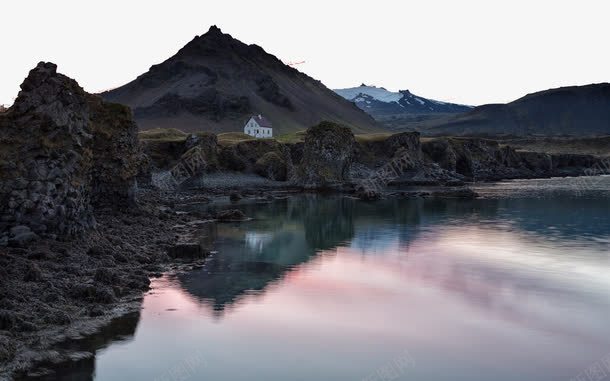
left=132, top=223, right=610, bottom=380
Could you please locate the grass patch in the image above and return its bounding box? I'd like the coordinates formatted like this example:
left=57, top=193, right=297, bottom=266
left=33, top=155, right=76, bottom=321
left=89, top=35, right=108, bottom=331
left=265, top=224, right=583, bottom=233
left=139, top=128, right=188, bottom=142
left=355, top=133, right=393, bottom=143
left=275, top=130, right=307, bottom=144
left=217, top=132, right=257, bottom=146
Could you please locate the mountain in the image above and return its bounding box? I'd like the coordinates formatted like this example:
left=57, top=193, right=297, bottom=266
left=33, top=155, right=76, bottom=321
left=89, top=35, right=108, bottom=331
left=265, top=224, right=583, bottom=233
left=334, top=84, right=473, bottom=119
left=101, top=26, right=381, bottom=135
left=419, top=83, right=610, bottom=137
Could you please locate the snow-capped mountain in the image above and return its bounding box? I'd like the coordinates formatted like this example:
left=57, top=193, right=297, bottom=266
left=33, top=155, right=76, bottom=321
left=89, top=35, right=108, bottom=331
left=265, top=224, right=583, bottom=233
left=334, top=84, right=473, bottom=119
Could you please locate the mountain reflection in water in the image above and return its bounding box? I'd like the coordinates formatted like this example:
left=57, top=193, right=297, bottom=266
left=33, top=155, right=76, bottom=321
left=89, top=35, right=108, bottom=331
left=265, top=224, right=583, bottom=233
left=24, top=177, right=610, bottom=381
left=178, top=189, right=610, bottom=317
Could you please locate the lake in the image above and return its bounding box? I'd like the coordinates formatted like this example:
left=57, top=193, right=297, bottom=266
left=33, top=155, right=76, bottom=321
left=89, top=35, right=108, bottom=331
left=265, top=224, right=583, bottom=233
left=26, top=176, right=610, bottom=381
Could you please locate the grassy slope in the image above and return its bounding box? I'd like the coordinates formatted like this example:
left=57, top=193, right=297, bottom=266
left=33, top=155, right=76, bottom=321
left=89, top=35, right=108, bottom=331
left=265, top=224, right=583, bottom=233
left=505, top=136, right=610, bottom=157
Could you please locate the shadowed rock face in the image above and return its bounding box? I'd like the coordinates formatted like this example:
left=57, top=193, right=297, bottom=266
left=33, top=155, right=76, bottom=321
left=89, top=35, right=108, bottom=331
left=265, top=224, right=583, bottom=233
left=0, top=62, right=144, bottom=239
left=88, top=97, right=144, bottom=208
left=355, top=131, right=422, bottom=168
left=421, top=137, right=601, bottom=180
left=219, top=139, right=293, bottom=180
left=296, top=121, right=356, bottom=189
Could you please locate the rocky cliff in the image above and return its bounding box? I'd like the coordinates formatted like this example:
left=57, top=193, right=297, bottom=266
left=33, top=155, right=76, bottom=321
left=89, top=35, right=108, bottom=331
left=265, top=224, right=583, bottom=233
left=140, top=124, right=602, bottom=193
left=421, top=137, right=601, bottom=180
left=0, top=63, right=144, bottom=242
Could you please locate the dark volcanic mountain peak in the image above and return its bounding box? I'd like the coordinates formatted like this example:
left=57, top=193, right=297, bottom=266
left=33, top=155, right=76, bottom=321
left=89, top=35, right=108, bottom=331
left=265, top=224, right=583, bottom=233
left=102, top=27, right=379, bottom=134
left=176, top=25, right=249, bottom=59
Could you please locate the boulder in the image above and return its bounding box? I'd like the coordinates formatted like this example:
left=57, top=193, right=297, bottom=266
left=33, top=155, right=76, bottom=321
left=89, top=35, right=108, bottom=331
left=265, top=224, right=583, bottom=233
left=355, top=187, right=382, bottom=201
left=219, top=139, right=292, bottom=177
left=9, top=232, right=39, bottom=248
left=215, top=209, right=248, bottom=222
left=229, top=192, right=242, bottom=202
left=167, top=242, right=207, bottom=259
left=432, top=188, right=479, bottom=199
left=295, top=121, right=356, bottom=189
left=254, top=151, right=288, bottom=181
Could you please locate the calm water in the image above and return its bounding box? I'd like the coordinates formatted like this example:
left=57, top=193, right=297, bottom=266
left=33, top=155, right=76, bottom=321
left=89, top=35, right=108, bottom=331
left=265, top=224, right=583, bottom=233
left=30, top=177, right=610, bottom=381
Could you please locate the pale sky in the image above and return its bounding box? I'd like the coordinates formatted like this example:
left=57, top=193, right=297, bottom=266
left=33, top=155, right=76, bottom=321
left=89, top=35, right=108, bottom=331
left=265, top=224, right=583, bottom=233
left=1, top=0, right=609, bottom=107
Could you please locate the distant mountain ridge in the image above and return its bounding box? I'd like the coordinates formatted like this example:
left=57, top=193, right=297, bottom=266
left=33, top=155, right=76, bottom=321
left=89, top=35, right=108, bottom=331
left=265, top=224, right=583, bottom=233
left=419, top=83, right=610, bottom=136
left=334, top=84, right=473, bottom=119
left=101, top=26, right=381, bottom=134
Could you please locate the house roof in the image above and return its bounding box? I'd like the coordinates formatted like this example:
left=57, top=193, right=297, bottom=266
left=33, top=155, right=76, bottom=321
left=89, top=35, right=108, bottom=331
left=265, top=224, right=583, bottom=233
left=251, top=115, right=272, bottom=128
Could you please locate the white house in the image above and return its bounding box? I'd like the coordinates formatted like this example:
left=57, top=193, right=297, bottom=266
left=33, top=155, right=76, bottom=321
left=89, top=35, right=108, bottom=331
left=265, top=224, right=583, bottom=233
left=244, top=115, right=273, bottom=138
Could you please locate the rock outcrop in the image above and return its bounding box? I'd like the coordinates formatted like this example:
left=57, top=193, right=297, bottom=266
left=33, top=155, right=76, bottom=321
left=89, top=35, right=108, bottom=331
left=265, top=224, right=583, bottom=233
left=355, top=131, right=422, bottom=168
left=218, top=139, right=292, bottom=180
left=0, top=62, right=144, bottom=239
left=254, top=151, right=288, bottom=181
left=88, top=97, right=144, bottom=207
left=295, top=121, right=356, bottom=189
left=421, top=137, right=601, bottom=180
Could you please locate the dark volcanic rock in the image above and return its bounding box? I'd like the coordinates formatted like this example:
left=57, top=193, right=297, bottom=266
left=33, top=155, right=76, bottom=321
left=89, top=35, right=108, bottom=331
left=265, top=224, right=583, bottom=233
left=229, top=192, right=242, bottom=202
left=355, top=187, right=382, bottom=201
left=0, top=62, right=96, bottom=237
left=215, top=209, right=248, bottom=222
left=71, top=283, right=117, bottom=304
left=167, top=242, right=207, bottom=259
left=88, top=97, right=145, bottom=207
left=421, top=137, right=601, bottom=180
left=134, top=90, right=251, bottom=122
left=355, top=131, right=422, bottom=168
left=254, top=152, right=288, bottom=181
left=432, top=188, right=479, bottom=199
left=296, top=121, right=356, bottom=189
left=219, top=139, right=292, bottom=178
left=0, top=62, right=144, bottom=238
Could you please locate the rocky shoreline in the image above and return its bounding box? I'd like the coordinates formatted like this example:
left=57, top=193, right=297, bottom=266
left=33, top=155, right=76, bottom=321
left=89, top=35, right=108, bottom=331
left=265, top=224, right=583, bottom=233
left=1, top=63, right=608, bottom=380
left=0, top=188, right=211, bottom=379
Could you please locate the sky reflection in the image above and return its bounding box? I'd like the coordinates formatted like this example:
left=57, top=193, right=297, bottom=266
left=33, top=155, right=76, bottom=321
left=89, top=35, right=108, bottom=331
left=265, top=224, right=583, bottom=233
left=52, top=179, right=610, bottom=381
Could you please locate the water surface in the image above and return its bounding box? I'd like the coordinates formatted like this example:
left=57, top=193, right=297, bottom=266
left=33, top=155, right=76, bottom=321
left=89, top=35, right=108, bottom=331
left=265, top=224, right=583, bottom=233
left=31, top=177, right=610, bottom=381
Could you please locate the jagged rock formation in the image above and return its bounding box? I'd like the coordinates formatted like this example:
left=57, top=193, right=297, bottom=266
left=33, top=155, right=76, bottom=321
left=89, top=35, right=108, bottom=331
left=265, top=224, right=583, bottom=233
left=140, top=124, right=602, bottom=192
left=421, top=137, right=600, bottom=180
left=88, top=97, right=143, bottom=207
left=141, top=132, right=293, bottom=185
left=355, top=132, right=422, bottom=168
left=295, top=121, right=356, bottom=189
left=218, top=139, right=292, bottom=181
left=0, top=62, right=144, bottom=240
left=102, top=26, right=381, bottom=135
